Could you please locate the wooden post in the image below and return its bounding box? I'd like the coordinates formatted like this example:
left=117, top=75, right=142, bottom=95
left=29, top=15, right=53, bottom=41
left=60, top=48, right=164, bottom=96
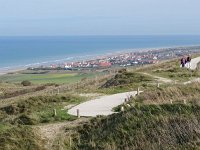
left=170, top=99, right=173, bottom=104
left=53, top=109, right=57, bottom=116
left=183, top=99, right=186, bottom=104
left=69, top=137, right=72, bottom=147
left=78, top=136, right=81, bottom=144
left=57, top=88, right=60, bottom=94
left=137, top=87, right=140, bottom=96
left=157, top=83, right=160, bottom=88
left=77, top=109, right=80, bottom=118
left=121, top=106, right=124, bottom=112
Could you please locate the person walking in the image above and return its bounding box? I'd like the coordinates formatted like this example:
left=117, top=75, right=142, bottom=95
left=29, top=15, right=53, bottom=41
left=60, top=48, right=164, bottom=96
left=186, top=55, right=192, bottom=68
left=181, top=57, right=186, bottom=68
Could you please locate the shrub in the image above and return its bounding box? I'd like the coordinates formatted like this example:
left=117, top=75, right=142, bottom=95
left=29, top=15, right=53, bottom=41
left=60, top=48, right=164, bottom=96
left=21, top=80, right=31, bottom=86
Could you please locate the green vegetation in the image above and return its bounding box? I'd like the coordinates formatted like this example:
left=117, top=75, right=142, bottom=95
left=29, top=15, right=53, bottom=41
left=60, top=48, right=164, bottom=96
left=98, top=69, right=154, bottom=94
left=0, top=124, right=45, bottom=150
left=131, top=82, right=200, bottom=105
left=70, top=102, right=200, bottom=150
left=59, top=82, right=200, bottom=150
left=21, top=80, right=32, bottom=86
left=137, top=59, right=200, bottom=82
left=0, top=71, right=106, bottom=84
left=0, top=84, right=56, bottom=99
left=0, top=94, right=85, bottom=125
left=1, top=57, right=200, bottom=149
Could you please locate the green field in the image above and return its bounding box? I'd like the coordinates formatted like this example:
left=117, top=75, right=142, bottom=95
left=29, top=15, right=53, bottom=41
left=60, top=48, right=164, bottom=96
left=0, top=72, right=104, bottom=84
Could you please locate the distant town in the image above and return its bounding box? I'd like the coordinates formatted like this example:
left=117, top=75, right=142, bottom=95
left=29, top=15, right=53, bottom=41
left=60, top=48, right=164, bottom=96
left=28, top=46, right=200, bottom=71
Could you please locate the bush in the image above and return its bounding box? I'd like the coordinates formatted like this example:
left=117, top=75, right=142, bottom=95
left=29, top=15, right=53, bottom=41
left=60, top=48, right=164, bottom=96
left=21, top=80, right=31, bottom=86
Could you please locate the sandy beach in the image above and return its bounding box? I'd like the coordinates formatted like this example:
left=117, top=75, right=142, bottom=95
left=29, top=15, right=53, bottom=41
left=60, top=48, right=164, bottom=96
left=0, top=67, right=25, bottom=75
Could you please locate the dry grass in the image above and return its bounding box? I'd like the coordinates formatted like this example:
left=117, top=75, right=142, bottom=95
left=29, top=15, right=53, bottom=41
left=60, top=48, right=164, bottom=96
left=133, top=82, right=200, bottom=105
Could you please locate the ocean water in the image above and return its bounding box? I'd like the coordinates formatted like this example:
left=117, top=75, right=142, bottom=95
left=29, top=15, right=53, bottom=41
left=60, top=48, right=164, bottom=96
left=0, top=35, right=200, bottom=71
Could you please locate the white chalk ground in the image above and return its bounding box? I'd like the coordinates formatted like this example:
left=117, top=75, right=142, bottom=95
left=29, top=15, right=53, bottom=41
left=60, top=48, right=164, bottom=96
left=68, top=91, right=137, bottom=117
left=183, top=56, right=200, bottom=84
left=184, top=56, right=200, bottom=70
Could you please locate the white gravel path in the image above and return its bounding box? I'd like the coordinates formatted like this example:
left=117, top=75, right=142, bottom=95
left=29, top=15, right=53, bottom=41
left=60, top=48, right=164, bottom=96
left=68, top=91, right=137, bottom=117
left=185, top=56, right=200, bottom=70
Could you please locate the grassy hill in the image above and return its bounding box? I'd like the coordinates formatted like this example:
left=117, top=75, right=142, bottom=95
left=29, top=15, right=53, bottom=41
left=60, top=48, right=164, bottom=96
left=69, top=83, right=200, bottom=150
left=136, top=58, right=200, bottom=82
left=1, top=57, right=200, bottom=150
left=0, top=125, right=45, bottom=150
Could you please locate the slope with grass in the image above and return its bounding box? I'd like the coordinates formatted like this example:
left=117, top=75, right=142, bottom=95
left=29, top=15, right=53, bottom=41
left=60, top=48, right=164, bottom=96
left=137, top=57, right=200, bottom=82
left=1, top=57, right=200, bottom=150
left=0, top=124, right=45, bottom=150
left=97, top=69, right=154, bottom=94
left=68, top=83, right=200, bottom=150
left=132, top=83, right=200, bottom=105
left=0, top=94, right=86, bottom=125
left=70, top=104, right=200, bottom=150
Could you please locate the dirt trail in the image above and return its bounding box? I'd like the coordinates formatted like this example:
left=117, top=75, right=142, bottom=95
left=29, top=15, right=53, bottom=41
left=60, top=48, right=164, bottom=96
left=34, top=118, right=89, bottom=150
left=142, top=72, right=173, bottom=83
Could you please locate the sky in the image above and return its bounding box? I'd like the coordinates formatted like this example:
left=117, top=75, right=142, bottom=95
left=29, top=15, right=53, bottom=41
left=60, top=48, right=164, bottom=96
left=0, top=0, right=200, bottom=36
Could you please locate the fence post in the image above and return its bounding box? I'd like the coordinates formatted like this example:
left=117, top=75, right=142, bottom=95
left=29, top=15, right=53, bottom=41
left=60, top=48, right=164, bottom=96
left=69, top=137, right=72, bottom=147
left=183, top=99, right=187, bottom=104
left=121, top=106, right=124, bottom=112
left=77, top=109, right=80, bottom=118
left=53, top=109, right=57, bottom=116
left=57, top=88, right=60, bottom=94
left=170, top=99, right=173, bottom=104
left=157, top=83, right=160, bottom=88
left=137, top=87, right=140, bottom=96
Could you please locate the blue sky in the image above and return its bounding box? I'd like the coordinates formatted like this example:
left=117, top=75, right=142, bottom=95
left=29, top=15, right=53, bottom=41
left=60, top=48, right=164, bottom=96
left=0, top=0, right=200, bottom=36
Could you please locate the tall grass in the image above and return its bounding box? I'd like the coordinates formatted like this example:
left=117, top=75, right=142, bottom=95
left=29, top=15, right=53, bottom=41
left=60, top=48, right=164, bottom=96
left=70, top=104, right=200, bottom=150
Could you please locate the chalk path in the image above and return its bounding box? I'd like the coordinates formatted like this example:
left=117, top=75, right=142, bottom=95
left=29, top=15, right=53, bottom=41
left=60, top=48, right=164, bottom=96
left=185, top=56, right=200, bottom=70
left=68, top=91, right=137, bottom=117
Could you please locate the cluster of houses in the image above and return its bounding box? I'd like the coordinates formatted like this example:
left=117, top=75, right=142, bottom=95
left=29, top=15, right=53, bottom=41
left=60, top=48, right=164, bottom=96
left=30, top=46, right=200, bottom=70
left=49, top=52, right=159, bottom=70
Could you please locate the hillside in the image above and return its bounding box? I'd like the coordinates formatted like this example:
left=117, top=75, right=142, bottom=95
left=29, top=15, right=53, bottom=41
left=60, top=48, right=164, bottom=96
left=69, top=83, right=200, bottom=150
left=1, top=56, right=200, bottom=150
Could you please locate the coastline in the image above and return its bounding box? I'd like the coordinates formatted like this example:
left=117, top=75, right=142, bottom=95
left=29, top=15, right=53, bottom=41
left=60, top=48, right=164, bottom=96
left=0, top=45, right=200, bottom=76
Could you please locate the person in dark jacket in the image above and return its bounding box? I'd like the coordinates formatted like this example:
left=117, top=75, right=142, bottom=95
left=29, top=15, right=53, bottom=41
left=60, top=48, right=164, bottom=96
left=181, top=57, right=186, bottom=68
left=186, top=55, right=192, bottom=68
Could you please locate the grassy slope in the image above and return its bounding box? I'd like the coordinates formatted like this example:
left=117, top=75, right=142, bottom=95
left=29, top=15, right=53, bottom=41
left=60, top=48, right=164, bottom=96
left=69, top=82, right=200, bottom=150
left=0, top=124, right=45, bottom=150
left=134, top=83, right=200, bottom=105
left=136, top=58, right=200, bottom=82
left=97, top=69, right=154, bottom=94
left=71, top=104, right=200, bottom=150
left=0, top=94, right=85, bottom=125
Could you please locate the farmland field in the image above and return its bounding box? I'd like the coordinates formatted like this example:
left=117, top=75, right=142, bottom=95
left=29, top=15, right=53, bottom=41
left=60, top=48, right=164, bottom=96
left=0, top=71, right=106, bottom=84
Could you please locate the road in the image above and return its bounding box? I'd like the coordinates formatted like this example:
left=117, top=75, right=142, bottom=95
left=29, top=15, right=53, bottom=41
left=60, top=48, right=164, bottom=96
left=68, top=91, right=137, bottom=117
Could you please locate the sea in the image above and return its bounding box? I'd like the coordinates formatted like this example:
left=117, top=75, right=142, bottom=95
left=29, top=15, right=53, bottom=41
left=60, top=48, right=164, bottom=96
left=0, top=35, right=200, bottom=72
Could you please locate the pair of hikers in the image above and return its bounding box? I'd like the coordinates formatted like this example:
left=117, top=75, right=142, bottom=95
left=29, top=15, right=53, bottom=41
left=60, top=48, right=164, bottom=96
left=181, top=55, right=191, bottom=68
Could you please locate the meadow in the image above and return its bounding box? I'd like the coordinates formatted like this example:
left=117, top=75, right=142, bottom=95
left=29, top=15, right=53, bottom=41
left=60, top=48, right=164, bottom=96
left=0, top=71, right=106, bottom=84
